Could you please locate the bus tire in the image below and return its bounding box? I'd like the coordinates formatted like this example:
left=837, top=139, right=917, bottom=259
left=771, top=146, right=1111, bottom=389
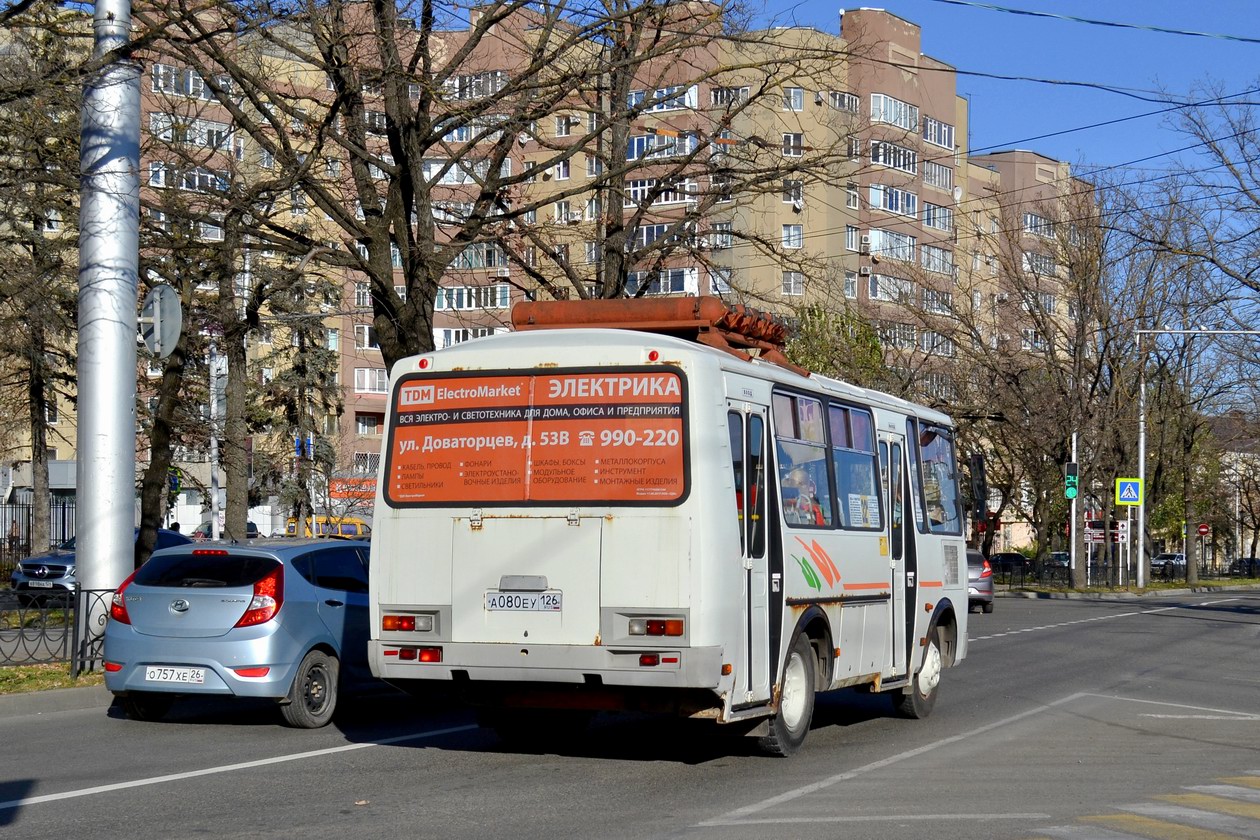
left=280, top=650, right=339, bottom=728
left=759, top=633, right=815, bottom=757
left=897, top=626, right=942, bottom=719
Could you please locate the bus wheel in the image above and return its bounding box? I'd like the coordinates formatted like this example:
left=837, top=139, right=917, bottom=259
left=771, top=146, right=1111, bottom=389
left=759, top=633, right=815, bottom=757
left=897, top=626, right=942, bottom=719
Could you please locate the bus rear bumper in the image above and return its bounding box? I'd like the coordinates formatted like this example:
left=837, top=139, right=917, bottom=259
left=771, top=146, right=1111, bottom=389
left=370, top=641, right=725, bottom=689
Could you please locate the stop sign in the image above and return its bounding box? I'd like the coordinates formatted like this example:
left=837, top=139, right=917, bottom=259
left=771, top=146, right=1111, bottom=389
left=1197, top=523, right=1210, bottom=536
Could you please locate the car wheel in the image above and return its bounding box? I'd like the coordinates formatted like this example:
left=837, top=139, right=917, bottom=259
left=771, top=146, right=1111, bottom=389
left=121, top=692, right=175, bottom=722
left=982, top=602, right=994, bottom=614
left=897, top=626, right=942, bottom=720
left=759, top=633, right=816, bottom=757
left=281, top=650, right=339, bottom=729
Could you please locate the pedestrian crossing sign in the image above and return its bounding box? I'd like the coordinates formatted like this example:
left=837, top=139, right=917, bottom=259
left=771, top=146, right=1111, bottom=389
left=1115, top=478, right=1142, bottom=506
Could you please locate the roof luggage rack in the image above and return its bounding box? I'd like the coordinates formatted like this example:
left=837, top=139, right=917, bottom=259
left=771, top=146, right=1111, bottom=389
left=510, top=297, right=807, bottom=375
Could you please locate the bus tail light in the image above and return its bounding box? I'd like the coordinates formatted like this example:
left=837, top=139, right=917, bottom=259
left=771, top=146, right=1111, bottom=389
left=639, top=653, right=660, bottom=667
left=391, top=646, right=443, bottom=663
left=628, top=617, right=684, bottom=637
left=382, top=614, right=434, bottom=632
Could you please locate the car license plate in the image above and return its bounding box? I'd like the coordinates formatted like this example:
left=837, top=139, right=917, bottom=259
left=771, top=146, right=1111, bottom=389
left=485, top=591, right=562, bottom=612
left=144, top=666, right=205, bottom=684
left=28, top=581, right=53, bottom=588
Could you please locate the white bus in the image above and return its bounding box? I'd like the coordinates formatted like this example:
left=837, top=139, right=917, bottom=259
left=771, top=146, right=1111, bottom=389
left=368, top=298, right=970, bottom=755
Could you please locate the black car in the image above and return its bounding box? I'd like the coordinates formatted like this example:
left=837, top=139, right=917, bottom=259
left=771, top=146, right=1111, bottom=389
left=191, top=520, right=260, bottom=540
left=989, top=551, right=1032, bottom=574
left=1230, top=557, right=1259, bottom=577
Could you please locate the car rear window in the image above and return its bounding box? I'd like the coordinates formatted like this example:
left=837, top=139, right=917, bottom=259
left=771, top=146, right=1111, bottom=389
left=134, top=552, right=280, bottom=588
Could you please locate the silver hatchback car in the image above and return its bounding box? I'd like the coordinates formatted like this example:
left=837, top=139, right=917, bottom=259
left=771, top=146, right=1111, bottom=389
left=104, top=539, right=373, bottom=727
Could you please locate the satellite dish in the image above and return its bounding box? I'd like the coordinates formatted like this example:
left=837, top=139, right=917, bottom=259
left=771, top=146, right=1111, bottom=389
left=140, top=284, right=182, bottom=359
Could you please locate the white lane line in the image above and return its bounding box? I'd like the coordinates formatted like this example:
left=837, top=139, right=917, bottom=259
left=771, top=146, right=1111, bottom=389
left=1139, top=714, right=1260, bottom=720
left=1080, top=693, right=1259, bottom=718
left=696, top=693, right=1087, bottom=827
left=705, top=812, right=1051, bottom=824
left=970, top=603, right=1199, bottom=642
left=0, top=724, right=478, bottom=812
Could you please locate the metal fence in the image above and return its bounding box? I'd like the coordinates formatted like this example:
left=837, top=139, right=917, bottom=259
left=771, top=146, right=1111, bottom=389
left=994, top=560, right=1248, bottom=590
left=0, top=589, right=108, bottom=674
left=0, top=500, right=78, bottom=581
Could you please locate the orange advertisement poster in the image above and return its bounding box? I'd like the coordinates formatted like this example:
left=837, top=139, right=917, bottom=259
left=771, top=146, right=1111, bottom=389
left=384, top=368, right=688, bottom=506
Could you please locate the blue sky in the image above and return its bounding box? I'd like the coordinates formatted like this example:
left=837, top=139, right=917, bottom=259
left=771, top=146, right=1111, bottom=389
left=773, top=1, right=1260, bottom=180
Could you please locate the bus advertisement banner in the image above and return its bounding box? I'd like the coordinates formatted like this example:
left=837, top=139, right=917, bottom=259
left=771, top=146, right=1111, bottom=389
left=384, top=368, right=688, bottom=506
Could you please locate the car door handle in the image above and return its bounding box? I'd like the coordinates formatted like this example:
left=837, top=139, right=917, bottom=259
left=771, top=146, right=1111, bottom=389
left=324, top=599, right=344, bottom=607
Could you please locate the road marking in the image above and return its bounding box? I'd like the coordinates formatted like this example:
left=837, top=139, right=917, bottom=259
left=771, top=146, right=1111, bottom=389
left=1157, top=793, right=1260, bottom=820
left=0, top=724, right=478, bottom=813
left=1122, top=802, right=1260, bottom=838
left=971, top=602, right=1224, bottom=642
left=1085, top=812, right=1239, bottom=839
left=699, top=812, right=1051, bottom=825
left=696, top=693, right=1086, bottom=827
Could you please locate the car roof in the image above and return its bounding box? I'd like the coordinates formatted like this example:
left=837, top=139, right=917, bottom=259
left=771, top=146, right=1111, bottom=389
left=151, top=538, right=364, bottom=561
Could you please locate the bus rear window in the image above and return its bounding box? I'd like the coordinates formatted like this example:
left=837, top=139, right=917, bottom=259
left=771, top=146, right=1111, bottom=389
left=385, top=368, right=688, bottom=506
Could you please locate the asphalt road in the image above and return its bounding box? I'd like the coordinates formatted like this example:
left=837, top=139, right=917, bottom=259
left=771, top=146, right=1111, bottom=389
left=3, top=591, right=1259, bottom=840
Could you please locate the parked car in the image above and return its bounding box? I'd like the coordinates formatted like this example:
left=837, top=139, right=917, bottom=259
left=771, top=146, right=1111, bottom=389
left=191, top=520, right=260, bottom=540
left=989, top=551, right=1032, bottom=574
left=966, top=548, right=994, bottom=614
left=1151, top=552, right=1186, bottom=580
left=104, top=538, right=375, bottom=727
left=1229, top=557, right=1259, bottom=577
left=1047, top=551, right=1070, bottom=568
left=10, top=528, right=192, bottom=604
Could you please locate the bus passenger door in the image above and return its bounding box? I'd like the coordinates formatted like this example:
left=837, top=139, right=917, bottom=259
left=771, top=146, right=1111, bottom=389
left=881, top=433, right=909, bottom=678
left=728, top=404, right=771, bottom=706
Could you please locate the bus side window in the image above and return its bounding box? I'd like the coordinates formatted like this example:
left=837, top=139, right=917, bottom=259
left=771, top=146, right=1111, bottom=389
left=728, top=412, right=746, bottom=554
left=748, top=415, right=765, bottom=556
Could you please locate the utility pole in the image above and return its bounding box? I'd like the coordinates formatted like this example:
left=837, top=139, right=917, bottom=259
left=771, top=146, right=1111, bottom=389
left=76, top=0, right=141, bottom=662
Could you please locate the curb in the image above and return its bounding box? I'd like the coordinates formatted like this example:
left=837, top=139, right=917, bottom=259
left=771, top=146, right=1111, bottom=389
left=0, top=684, right=113, bottom=718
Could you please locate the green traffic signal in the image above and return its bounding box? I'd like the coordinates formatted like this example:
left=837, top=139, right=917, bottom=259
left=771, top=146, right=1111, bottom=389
left=1064, top=461, right=1079, bottom=500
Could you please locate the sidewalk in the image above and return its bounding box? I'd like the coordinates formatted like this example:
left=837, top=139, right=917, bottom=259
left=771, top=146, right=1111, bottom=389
left=0, top=683, right=113, bottom=717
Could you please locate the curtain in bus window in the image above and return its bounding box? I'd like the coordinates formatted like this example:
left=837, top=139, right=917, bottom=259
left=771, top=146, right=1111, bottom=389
left=830, top=404, right=882, bottom=530
left=772, top=393, right=833, bottom=527
left=918, top=424, right=963, bottom=535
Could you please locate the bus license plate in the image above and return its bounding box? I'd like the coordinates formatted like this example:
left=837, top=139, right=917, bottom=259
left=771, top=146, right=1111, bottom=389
left=485, top=592, right=562, bottom=612
left=145, top=666, right=205, bottom=684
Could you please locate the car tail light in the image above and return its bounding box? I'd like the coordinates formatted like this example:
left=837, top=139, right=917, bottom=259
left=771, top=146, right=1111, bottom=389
left=233, top=666, right=270, bottom=678
left=109, top=569, right=139, bottom=625
left=104, top=661, right=123, bottom=672
left=193, top=548, right=229, bottom=556
left=981, top=560, right=993, bottom=579
left=234, top=565, right=284, bottom=628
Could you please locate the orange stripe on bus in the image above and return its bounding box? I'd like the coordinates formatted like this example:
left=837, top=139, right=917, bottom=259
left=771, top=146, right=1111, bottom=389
left=841, top=582, right=889, bottom=591
left=919, top=580, right=944, bottom=588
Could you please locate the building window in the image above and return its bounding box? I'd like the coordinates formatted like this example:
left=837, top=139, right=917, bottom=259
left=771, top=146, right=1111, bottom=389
left=846, top=183, right=859, bottom=209
left=868, top=274, right=911, bottom=303
left=923, top=161, right=954, bottom=191
left=870, top=93, right=919, bottom=131
left=356, top=414, right=381, bottom=436
left=627, top=84, right=695, bottom=112
left=435, top=327, right=496, bottom=348
left=782, top=224, right=803, bottom=249
left=880, top=321, right=917, bottom=349
left=1021, top=328, right=1048, bottom=351
left=711, top=86, right=750, bottom=106
left=354, top=368, right=388, bottom=393
left=830, top=91, right=859, bottom=112
left=710, top=222, right=733, bottom=249
left=326, top=328, right=339, bottom=351
left=553, top=160, right=570, bottom=180
left=711, top=267, right=733, bottom=295
left=869, top=184, right=918, bottom=217
left=920, top=331, right=955, bottom=357
left=845, top=225, right=860, bottom=252
left=352, top=452, right=381, bottom=473
left=869, top=228, right=916, bottom=262
left=921, top=244, right=955, bottom=275
left=782, top=133, right=803, bottom=157
left=870, top=141, right=917, bottom=174
left=626, top=267, right=697, bottom=296
left=782, top=179, right=803, bottom=204
left=922, top=289, right=953, bottom=314
left=354, top=324, right=379, bottom=349
left=923, top=203, right=954, bottom=231
left=923, top=117, right=955, bottom=149
left=1023, top=251, right=1056, bottom=276
left=844, top=271, right=857, bottom=299
left=781, top=271, right=804, bottom=296
left=435, top=284, right=511, bottom=311
left=782, top=86, right=804, bottom=111
left=1024, top=213, right=1054, bottom=238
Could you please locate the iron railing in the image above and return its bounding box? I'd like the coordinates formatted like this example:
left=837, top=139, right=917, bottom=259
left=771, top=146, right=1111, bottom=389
left=0, top=588, right=109, bottom=675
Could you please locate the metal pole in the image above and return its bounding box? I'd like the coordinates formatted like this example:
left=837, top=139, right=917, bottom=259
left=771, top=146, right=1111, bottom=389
left=209, top=340, right=221, bottom=541
left=1070, top=431, right=1077, bottom=584
left=1137, top=333, right=1147, bottom=587
left=76, top=0, right=141, bottom=660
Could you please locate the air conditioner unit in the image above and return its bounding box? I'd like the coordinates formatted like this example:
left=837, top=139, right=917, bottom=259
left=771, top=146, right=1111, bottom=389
left=858, top=266, right=872, bottom=276
left=791, top=199, right=803, bottom=213
left=814, top=91, right=824, bottom=105
left=492, top=267, right=511, bottom=278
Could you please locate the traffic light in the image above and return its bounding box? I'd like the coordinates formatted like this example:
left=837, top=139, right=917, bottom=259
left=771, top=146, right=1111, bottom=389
left=1064, top=462, right=1079, bottom=500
